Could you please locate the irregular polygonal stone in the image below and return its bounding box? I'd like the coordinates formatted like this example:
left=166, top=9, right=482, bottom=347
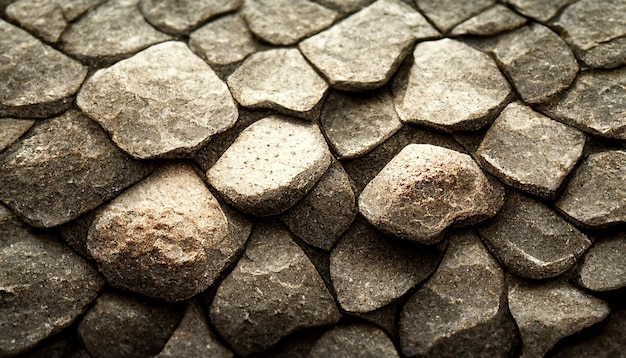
left=359, top=144, right=504, bottom=244
left=575, top=233, right=626, bottom=291
left=489, top=23, right=579, bottom=103
left=313, top=0, right=374, bottom=13
left=0, top=20, right=87, bottom=119
left=503, top=0, right=575, bottom=22
left=556, top=150, right=626, bottom=228
left=320, top=89, right=403, bottom=159
left=139, top=0, right=242, bottom=34
left=210, top=222, right=341, bottom=356
left=478, top=191, right=591, bottom=280
left=78, top=41, right=238, bottom=159
left=476, top=102, right=586, bottom=198
left=392, top=38, right=511, bottom=131
left=450, top=4, right=527, bottom=36
left=207, top=115, right=332, bottom=216
left=0, top=205, right=104, bottom=357
left=0, top=110, right=152, bottom=228
left=299, top=0, right=439, bottom=91
left=507, top=277, right=610, bottom=358
left=309, top=324, right=399, bottom=358
left=399, top=230, right=519, bottom=358
left=415, top=0, right=495, bottom=33
left=330, top=217, right=443, bottom=312
left=0, top=118, right=34, bottom=152
left=78, top=292, right=182, bottom=358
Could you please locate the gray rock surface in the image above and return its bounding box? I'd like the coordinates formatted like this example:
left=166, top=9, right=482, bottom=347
left=330, top=217, right=443, bottom=312
left=476, top=102, right=586, bottom=199
left=0, top=20, right=87, bottom=119
left=309, top=324, right=399, bottom=358
left=393, top=38, right=511, bottom=131
left=415, top=0, right=495, bottom=33
left=556, top=150, right=626, bottom=228
left=489, top=23, right=579, bottom=103
left=299, top=0, right=439, bottom=91
left=207, top=115, right=332, bottom=216
left=449, top=4, right=527, bottom=36
left=139, top=0, right=242, bottom=34
left=507, top=277, right=610, bottom=358
left=0, top=205, right=104, bottom=356
left=209, top=222, right=341, bottom=356
left=478, top=191, right=591, bottom=280
left=0, top=118, right=34, bottom=152
left=359, top=144, right=504, bottom=244
left=0, top=110, right=152, bottom=228
left=399, top=230, right=519, bottom=358
left=504, top=0, right=575, bottom=22
left=313, top=0, right=374, bottom=13
left=575, top=233, right=626, bottom=291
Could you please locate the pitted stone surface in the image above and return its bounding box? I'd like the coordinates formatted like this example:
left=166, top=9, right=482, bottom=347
left=450, top=4, right=527, bottom=36
left=359, top=144, right=504, bottom=244
left=576, top=233, right=626, bottom=292
left=0, top=118, right=35, bottom=152
left=78, top=41, right=237, bottom=159
left=207, top=115, right=332, bottom=216
left=476, top=102, right=586, bottom=199
left=309, top=324, right=399, bottom=358
left=399, top=230, right=518, bottom=358
left=504, top=0, right=576, bottom=22
left=139, top=0, right=242, bottom=34
left=209, top=222, right=341, bottom=356
left=478, top=191, right=591, bottom=280
left=392, top=38, right=511, bottom=131
left=415, top=0, right=496, bottom=33
left=299, top=0, right=439, bottom=91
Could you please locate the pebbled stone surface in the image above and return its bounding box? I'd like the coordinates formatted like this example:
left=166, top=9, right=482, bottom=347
left=575, top=232, right=626, bottom=292
left=415, top=0, right=496, bottom=33
left=309, top=324, right=399, bottom=358
left=450, top=4, right=527, bottom=36
left=139, top=0, right=242, bottom=34
left=0, top=118, right=35, bottom=152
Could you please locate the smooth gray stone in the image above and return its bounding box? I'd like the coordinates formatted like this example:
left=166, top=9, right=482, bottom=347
left=503, top=0, right=576, bottom=22
left=415, top=0, right=496, bottom=33
left=309, top=324, right=399, bottom=358
left=576, top=232, right=626, bottom=291
left=449, top=4, right=527, bottom=36
left=139, top=0, right=242, bottom=34
left=0, top=118, right=35, bottom=152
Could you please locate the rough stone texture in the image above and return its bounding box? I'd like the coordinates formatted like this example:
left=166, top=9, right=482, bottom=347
left=60, top=0, right=171, bottom=64
left=478, top=191, right=591, bottom=280
left=21, top=330, right=91, bottom=358
left=476, top=102, right=586, bottom=199
left=489, top=23, right=579, bottom=104
left=359, top=144, right=504, bottom=244
left=330, top=217, right=443, bottom=312
left=209, top=222, right=341, bottom=356
left=537, top=68, right=626, bottom=140
left=449, top=4, right=527, bottom=36
left=78, top=292, right=182, bottom=358
left=242, top=0, right=338, bottom=45
left=415, top=0, right=496, bottom=33
left=207, top=115, right=332, bottom=217
left=299, top=0, right=439, bottom=91
left=0, top=118, right=35, bottom=152
left=393, top=38, right=511, bottom=131
left=507, top=277, right=610, bottom=358
left=0, top=205, right=104, bottom=357
left=313, top=0, right=374, bottom=13
left=87, top=164, right=235, bottom=302
left=0, top=110, right=152, bottom=228
left=556, top=150, right=626, bottom=228
left=280, top=161, right=356, bottom=251
left=309, top=324, right=399, bottom=358
left=503, top=0, right=576, bottom=22
left=139, top=0, right=242, bottom=34
left=320, top=89, right=403, bottom=159
left=552, top=0, right=626, bottom=68
left=0, top=20, right=87, bottom=119
left=399, top=230, right=519, bottom=358
left=575, top=233, right=626, bottom=292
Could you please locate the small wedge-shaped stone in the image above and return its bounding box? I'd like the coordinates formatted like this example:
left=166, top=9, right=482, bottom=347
left=476, top=102, right=586, bottom=199
left=507, top=277, right=610, bottom=358
left=556, top=150, right=626, bottom=228
left=208, top=115, right=332, bottom=216
left=0, top=118, right=34, bottom=151
left=489, top=23, right=579, bottom=103
left=576, top=233, right=626, bottom=291
left=0, top=110, right=152, bottom=228
left=299, top=0, right=439, bottom=91
left=139, top=0, right=242, bottom=34
left=415, top=0, right=495, bottom=33
left=309, top=324, right=399, bottom=358
left=393, top=38, right=511, bottom=131
left=478, top=191, right=591, bottom=280
left=88, top=164, right=234, bottom=302
left=78, top=41, right=238, bottom=159
left=450, top=4, right=527, bottom=36
left=0, top=20, right=87, bottom=118
left=210, top=222, right=341, bottom=356
left=503, top=0, right=576, bottom=22
left=400, top=231, right=519, bottom=358
left=359, top=144, right=504, bottom=244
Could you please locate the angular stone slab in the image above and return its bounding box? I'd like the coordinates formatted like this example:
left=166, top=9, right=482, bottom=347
left=507, top=277, right=610, bottom=358
left=399, top=230, right=519, bottom=358
left=0, top=110, right=152, bottom=228
left=416, top=0, right=495, bottom=33
left=299, top=0, right=439, bottom=91
left=209, top=222, right=341, bottom=356
left=476, top=102, right=586, bottom=199
left=489, top=23, right=579, bottom=103
left=556, top=150, right=626, bottom=228
left=478, top=191, right=591, bottom=280
left=207, top=115, right=332, bottom=216
left=0, top=20, right=87, bottom=119
left=392, top=38, right=511, bottom=131
left=0, top=118, right=35, bottom=152
left=504, top=0, right=576, bottom=22
left=78, top=41, right=238, bottom=159
left=139, top=0, right=242, bottom=34
left=359, top=144, right=504, bottom=244
left=576, top=233, right=626, bottom=291
left=309, top=324, right=399, bottom=358
left=450, top=4, right=527, bottom=36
